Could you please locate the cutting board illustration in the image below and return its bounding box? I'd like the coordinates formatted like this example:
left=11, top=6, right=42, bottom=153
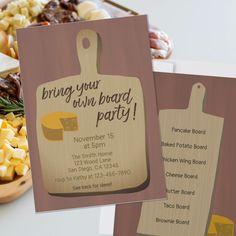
left=36, top=29, right=148, bottom=195
left=137, top=83, right=224, bottom=236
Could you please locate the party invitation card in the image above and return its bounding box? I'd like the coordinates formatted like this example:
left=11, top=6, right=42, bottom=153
left=114, top=72, right=236, bottom=236
left=16, top=16, right=166, bottom=211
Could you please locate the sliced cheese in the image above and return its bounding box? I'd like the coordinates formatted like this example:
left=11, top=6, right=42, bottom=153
left=0, top=128, right=15, bottom=141
left=208, top=215, right=234, bottom=236
left=10, top=158, right=22, bottom=166
left=11, top=136, right=19, bottom=147
left=13, top=148, right=26, bottom=160
left=5, top=112, right=15, bottom=121
left=15, top=163, right=28, bottom=176
left=24, top=153, right=30, bottom=168
left=3, top=143, right=14, bottom=159
left=0, top=139, right=10, bottom=148
left=0, top=165, right=15, bottom=181
left=41, top=112, right=78, bottom=141
left=0, top=165, right=7, bottom=177
left=12, top=117, right=23, bottom=128
left=19, top=126, right=27, bottom=136
left=17, top=136, right=28, bottom=151
left=0, top=149, right=4, bottom=164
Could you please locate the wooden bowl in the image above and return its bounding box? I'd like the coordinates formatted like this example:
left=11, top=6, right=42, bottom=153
left=0, top=171, right=32, bottom=203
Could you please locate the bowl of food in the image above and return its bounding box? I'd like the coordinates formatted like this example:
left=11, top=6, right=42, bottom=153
left=0, top=0, right=173, bottom=59
left=0, top=70, right=32, bottom=203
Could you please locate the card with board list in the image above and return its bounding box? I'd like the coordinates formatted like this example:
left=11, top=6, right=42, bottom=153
left=114, top=72, right=236, bottom=236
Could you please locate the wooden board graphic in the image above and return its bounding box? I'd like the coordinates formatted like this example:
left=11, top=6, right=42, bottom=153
left=137, top=83, right=224, bottom=236
left=36, top=29, right=148, bottom=195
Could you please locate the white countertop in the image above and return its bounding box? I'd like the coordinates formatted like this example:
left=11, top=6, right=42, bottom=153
left=114, top=0, right=236, bottom=64
left=1, top=1, right=235, bottom=236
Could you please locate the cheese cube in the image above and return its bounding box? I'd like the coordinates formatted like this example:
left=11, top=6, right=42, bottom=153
left=0, top=139, right=10, bottom=148
left=11, top=137, right=19, bottom=148
left=17, top=137, right=28, bottom=151
left=19, top=126, right=27, bottom=136
left=4, top=159, right=11, bottom=167
left=15, top=163, right=28, bottom=176
left=13, top=148, right=26, bottom=160
left=1, top=120, right=7, bottom=128
left=0, top=119, right=3, bottom=127
left=18, top=0, right=29, bottom=8
left=10, top=158, right=22, bottom=166
left=6, top=2, right=19, bottom=15
left=0, top=128, right=15, bottom=141
left=12, top=14, right=26, bottom=27
left=30, top=5, right=42, bottom=17
left=5, top=112, right=15, bottom=121
left=12, top=117, right=23, bottom=128
left=0, top=149, right=4, bottom=164
left=0, top=165, right=7, bottom=177
left=25, top=153, right=30, bottom=168
left=7, top=124, right=17, bottom=134
left=22, top=117, right=26, bottom=126
left=0, top=19, right=10, bottom=30
left=3, top=143, right=14, bottom=159
left=0, top=165, right=15, bottom=181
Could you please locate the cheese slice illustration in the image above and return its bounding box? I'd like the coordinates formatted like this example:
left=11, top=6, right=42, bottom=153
left=41, top=112, right=78, bottom=141
left=36, top=29, right=148, bottom=195
left=137, top=83, right=224, bottom=236
left=208, top=215, right=234, bottom=236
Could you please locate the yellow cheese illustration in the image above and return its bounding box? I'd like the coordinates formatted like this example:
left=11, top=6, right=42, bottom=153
left=208, top=215, right=234, bottom=236
left=41, top=112, right=78, bottom=141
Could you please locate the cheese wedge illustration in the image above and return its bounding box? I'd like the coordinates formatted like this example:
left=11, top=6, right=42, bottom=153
left=208, top=215, right=234, bottom=236
left=41, top=112, right=78, bottom=141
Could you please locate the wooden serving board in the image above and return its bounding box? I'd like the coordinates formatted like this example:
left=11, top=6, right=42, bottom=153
left=137, top=83, right=224, bottom=236
left=0, top=171, right=32, bottom=203
left=36, top=29, right=148, bottom=195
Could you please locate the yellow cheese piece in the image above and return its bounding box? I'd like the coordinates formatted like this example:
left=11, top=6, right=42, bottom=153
left=24, top=153, right=30, bottom=168
left=4, top=159, right=11, bottom=167
left=1, top=120, right=8, bottom=128
left=12, top=117, right=23, bottom=128
left=17, top=136, right=28, bottom=151
left=6, top=124, right=18, bottom=133
left=208, top=215, right=234, bottom=236
left=0, top=165, right=7, bottom=177
left=41, top=112, right=78, bottom=141
left=10, top=158, right=22, bottom=166
left=19, top=126, right=27, bottom=136
left=3, top=143, right=14, bottom=159
left=0, top=139, right=10, bottom=148
left=15, top=163, right=29, bottom=176
left=0, top=119, right=3, bottom=128
left=0, top=149, right=4, bottom=164
left=5, top=112, right=15, bottom=121
left=11, top=136, right=19, bottom=148
left=0, top=165, right=15, bottom=181
left=13, top=148, right=26, bottom=160
left=0, top=128, right=15, bottom=141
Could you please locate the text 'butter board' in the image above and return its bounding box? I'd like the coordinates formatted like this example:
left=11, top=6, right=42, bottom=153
left=17, top=15, right=166, bottom=211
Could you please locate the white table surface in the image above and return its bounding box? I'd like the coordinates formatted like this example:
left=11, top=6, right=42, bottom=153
left=114, top=0, right=236, bottom=64
left=1, top=1, right=236, bottom=236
